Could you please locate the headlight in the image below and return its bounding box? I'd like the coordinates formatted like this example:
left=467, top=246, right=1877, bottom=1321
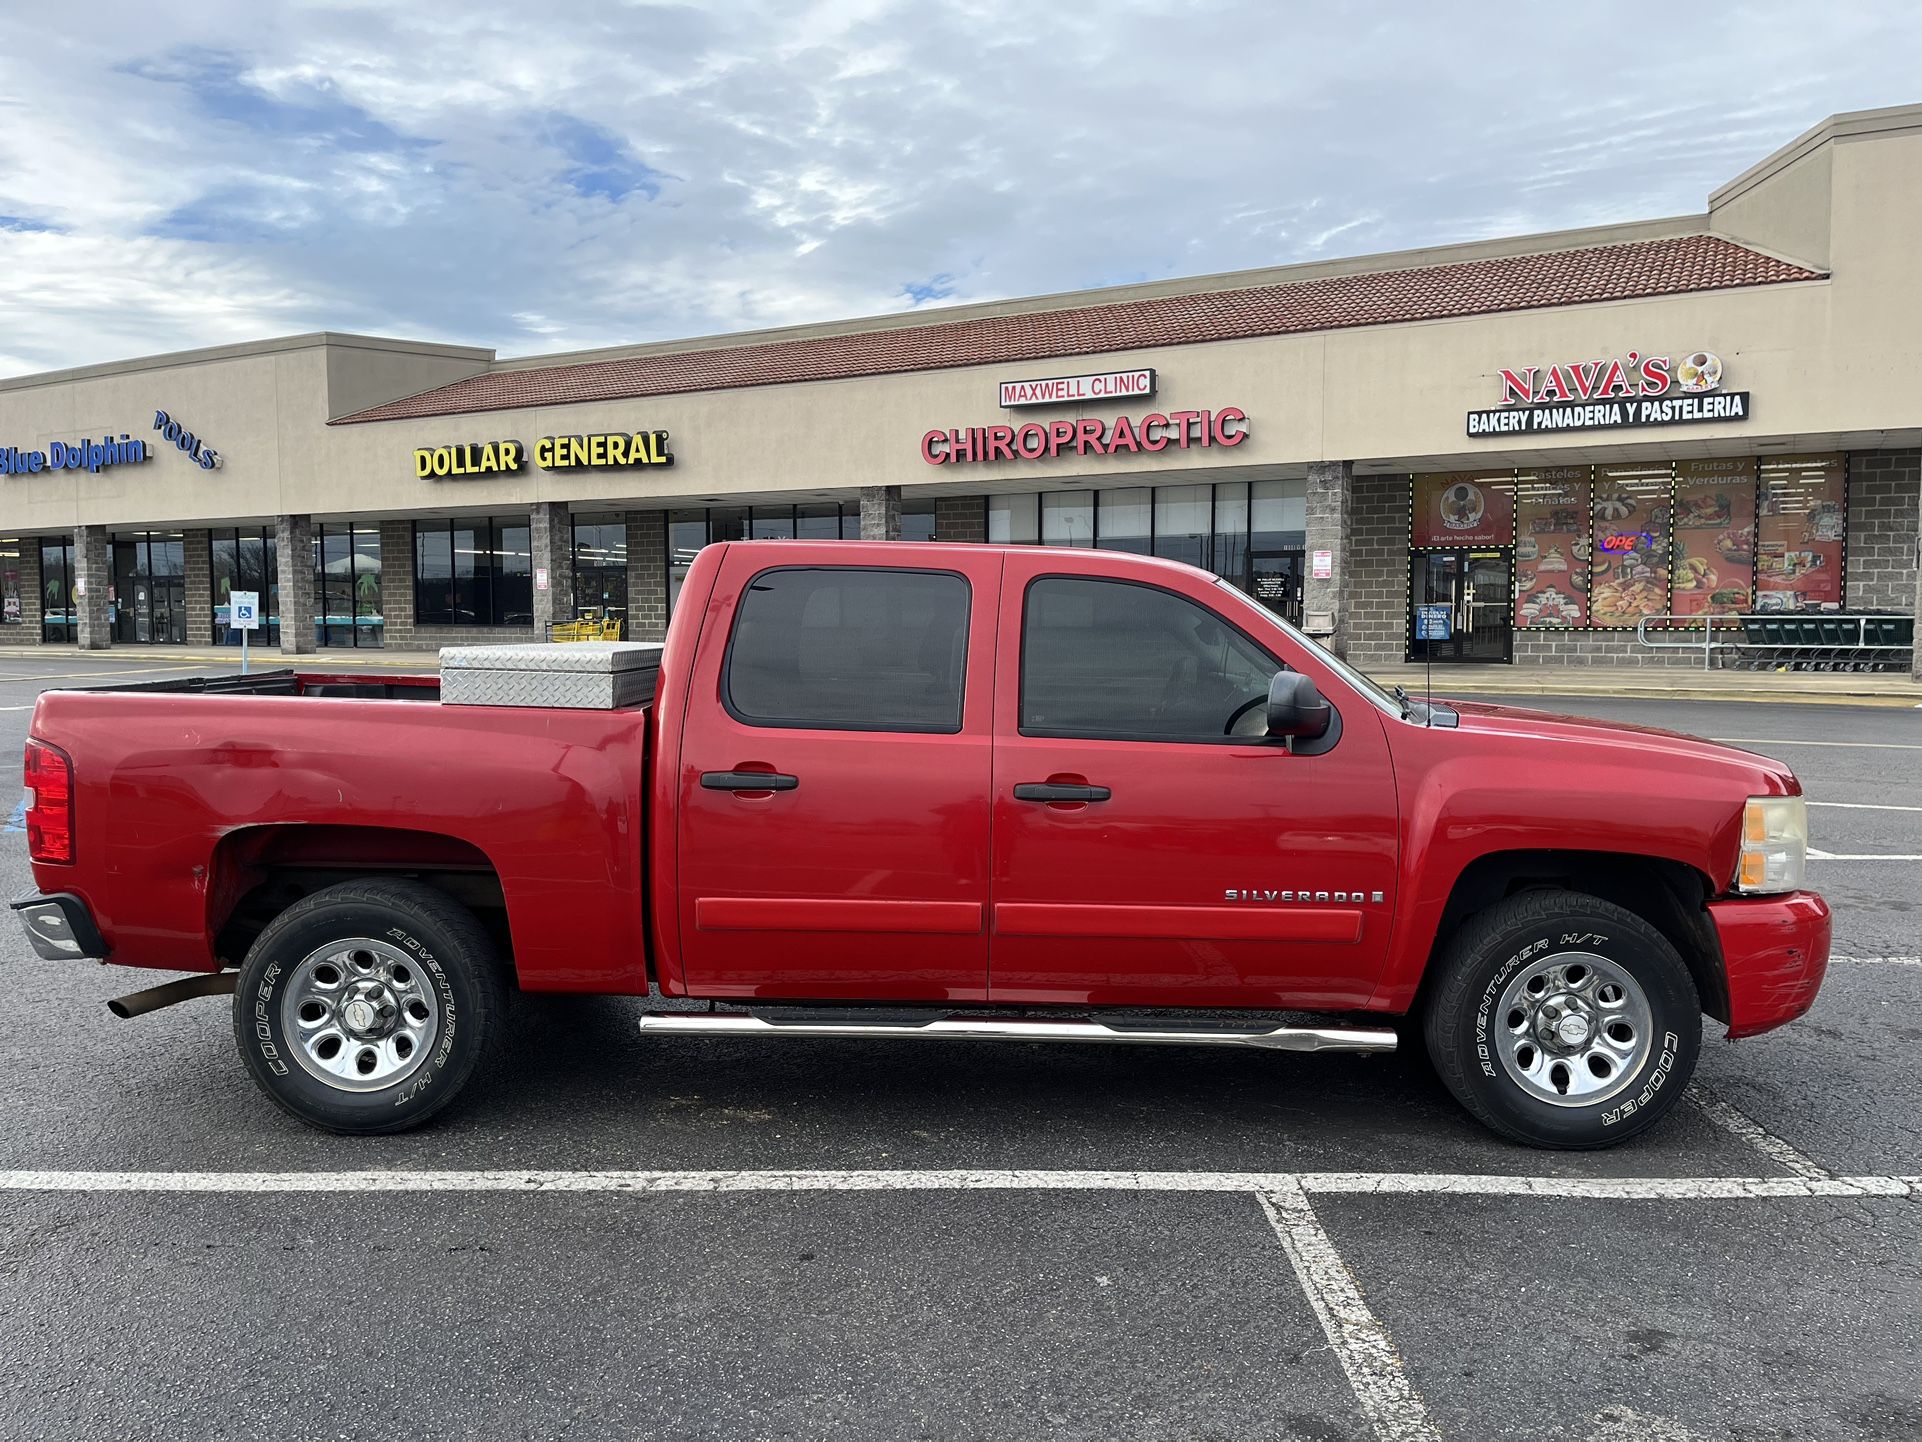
left=1736, top=795, right=1807, bottom=894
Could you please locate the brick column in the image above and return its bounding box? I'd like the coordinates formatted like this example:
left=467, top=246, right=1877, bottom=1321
left=1302, top=460, right=1354, bottom=657
left=530, top=502, right=575, bottom=638
left=274, top=515, right=317, bottom=655
left=934, top=496, right=987, bottom=544
left=378, top=519, right=416, bottom=650
left=626, top=511, right=667, bottom=641
left=859, top=486, right=902, bottom=541
left=183, top=530, right=213, bottom=646
left=74, top=525, right=111, bottom=650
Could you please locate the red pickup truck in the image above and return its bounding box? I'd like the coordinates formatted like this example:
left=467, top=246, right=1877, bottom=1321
left=14, top=541, right=1828, bottom=1147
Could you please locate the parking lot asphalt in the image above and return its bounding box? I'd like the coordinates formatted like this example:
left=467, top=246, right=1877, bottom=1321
left=0, top=654, right=1916, bottom=1441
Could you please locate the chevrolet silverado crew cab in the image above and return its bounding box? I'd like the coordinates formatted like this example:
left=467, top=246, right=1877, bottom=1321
left=14, top=541, right=1829, bottom=1148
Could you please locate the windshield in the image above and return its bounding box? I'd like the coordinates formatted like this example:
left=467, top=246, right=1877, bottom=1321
left=1209, top=576, right=1404, bottom=719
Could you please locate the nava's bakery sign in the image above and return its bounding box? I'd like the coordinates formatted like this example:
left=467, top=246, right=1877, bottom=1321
left=1466, top=349, right=1749, bottom=437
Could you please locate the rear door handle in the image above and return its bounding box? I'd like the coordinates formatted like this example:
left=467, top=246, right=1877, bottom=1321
left=701, top=771, right=799, bottom=792
left=1013, top=783, right=1111, bottom=803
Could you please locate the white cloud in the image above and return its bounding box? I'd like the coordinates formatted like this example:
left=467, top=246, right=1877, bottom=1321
left=0, top=0, right=1917, bottom=375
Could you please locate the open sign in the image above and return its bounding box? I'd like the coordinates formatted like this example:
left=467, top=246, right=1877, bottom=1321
left=1600, top=531, right=1654, bottom=553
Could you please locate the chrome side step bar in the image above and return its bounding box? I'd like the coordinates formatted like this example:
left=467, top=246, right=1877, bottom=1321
left=636, top=1012, right=1396, bottom=1054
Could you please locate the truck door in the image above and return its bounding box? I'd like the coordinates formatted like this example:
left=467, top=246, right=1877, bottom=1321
left=674, top=546, right=997, bottom=1001
left=988, top=554, right=1399, bottom=1010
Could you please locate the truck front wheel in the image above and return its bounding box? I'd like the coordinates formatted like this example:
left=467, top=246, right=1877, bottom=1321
left=232, top=879, right=506, bottom=1134
left=1423, top=888, right=1702, bottom=1149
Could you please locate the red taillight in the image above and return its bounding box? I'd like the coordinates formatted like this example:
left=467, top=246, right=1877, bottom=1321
left=24, top=739, right=74, bottom=865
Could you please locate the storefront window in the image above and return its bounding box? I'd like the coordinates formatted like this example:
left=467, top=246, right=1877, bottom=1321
left=1672, top=459, right=1757, bottom=617
left=312, top=523, right=382, bottom=647
left=668, top=509, right=706, bottom=615
left=1041, top=493, right=1094, bottom=547
left=1757, top=455, right=1846, bottom=609
left=796, top=504, right=849, bottom=540
left=1212, top=483, right=1250, bottom=585
left=1589, top=464, right=1672, bottom=627
left=1413, top=472, right=1515, bottom=548
left=749, top=507, right=795, bottom=540
left=988, top=494, right=1039, bottom=544
left=40, top=537, right=75, bottom=644
left=1413, top=453, right=1851, bottom=650
left=1513, top=467, right=1590, bottom=629
left=0, top=538, right=23, bottom=629
left=210, top=529, right=281, bottom=646
left=1249, top=479, right=1306, bottom=551
left=901, top=495, right=937, bottom=543
left=1095, top=487, right=1151, bottom=554
left=1152, top=485, right=1211, bottom=570
left=665, top=503, right=860, bottom=617
left=572, top=514, right=628, bottom=635
left=413, top=517, right=530, bottom=628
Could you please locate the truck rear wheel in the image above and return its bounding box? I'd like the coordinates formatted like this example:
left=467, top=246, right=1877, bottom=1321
left=1423, top=888, right=1701, bottom=1149
left=232, top=879, right=506, bottom=1134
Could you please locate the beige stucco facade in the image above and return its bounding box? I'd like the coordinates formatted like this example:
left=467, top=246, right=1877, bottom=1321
left=1, top=104, right=1917, bottom=668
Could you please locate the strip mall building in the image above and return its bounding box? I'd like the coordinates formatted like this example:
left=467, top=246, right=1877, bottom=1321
left=1, top=105, right=1917, bottom=674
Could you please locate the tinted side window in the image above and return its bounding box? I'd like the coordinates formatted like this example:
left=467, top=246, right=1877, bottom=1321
left=726, top=567, right=970, bottom=732
left=1021, top=577, right=1279, bottom=740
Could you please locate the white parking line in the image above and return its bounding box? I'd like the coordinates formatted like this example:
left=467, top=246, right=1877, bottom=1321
left=1807, top=801, right=1922, bottom=812
left=1806, top=849, right=1922, bottom=861
left=1830, top=955, right=1922, bottom=966
left=0, top=1167, right=1914, bottom=1196
left=1687, top=1086, right=1830, bottom=1180
left=1714, top=738, right=1922, bottom=750
left=1259, top=1184, right=1440, bottom=1442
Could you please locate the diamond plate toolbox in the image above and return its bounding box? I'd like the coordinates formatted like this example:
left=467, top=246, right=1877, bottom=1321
left=439, top=642, right=663, bottom=709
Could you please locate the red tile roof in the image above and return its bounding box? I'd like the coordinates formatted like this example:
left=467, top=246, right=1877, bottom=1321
left=335, top=235, right=1820, bottom=424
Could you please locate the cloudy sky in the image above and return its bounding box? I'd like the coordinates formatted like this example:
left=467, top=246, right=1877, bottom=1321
left=2, top=1, right=1917, bottom=376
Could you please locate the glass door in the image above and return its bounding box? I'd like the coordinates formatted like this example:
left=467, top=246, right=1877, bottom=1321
left=1409, top=549, right=1512, bottom=662
left=1249, top=549, right=1304, bottom=626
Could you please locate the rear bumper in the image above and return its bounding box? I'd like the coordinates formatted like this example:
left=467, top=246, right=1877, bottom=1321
left=1708, top=890, right=1831, bottom=1039
left=10, top=890, right=109, bottom=962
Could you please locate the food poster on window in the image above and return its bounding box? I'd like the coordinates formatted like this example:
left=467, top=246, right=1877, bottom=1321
left=1670, top=458, right=1757, bottom=616
left=1756, top=455, right=1845, bottom=609
left=1512, top=467, right=1589, bottom=628
left=1588, top=464, right=1673, bottom=627
left=1412, top=473, right=1515, bottom=548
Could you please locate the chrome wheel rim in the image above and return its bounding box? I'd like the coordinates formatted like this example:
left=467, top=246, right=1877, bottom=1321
left=1494, top=951, right=1652, bottom=1107
left=280, top=938, right=439, bottom=1093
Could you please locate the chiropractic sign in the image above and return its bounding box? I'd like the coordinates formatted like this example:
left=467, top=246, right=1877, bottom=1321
left=1466, top=349, right=1749, bottom=436
left=415, top=431, right=674, bottom=479
left=923, top=407, right=1247, bottom=465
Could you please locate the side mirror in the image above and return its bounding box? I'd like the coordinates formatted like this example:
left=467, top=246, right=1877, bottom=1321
left=1266, top=670, right=1331, bottom=739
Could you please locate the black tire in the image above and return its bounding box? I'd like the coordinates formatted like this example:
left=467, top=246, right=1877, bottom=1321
left=1423, top=888, right=1701, bottom=1149
left=232, top=879, right=507, bottom=1135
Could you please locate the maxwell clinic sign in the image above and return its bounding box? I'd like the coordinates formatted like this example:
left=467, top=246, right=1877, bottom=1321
left=1465, top=349, right=1749, bottom=436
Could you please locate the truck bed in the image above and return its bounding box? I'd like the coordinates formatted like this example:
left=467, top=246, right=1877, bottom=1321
left=27, top=675, right=654, bottom=992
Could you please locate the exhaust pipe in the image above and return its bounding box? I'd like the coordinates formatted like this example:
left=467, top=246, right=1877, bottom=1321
left=108, top=971, right=237, bottom=1020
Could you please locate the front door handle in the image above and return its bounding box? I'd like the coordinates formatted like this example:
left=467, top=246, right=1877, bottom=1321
left=1013, top=783, right=1111, bottom=803
left=701, top=771, right=799, bottom=792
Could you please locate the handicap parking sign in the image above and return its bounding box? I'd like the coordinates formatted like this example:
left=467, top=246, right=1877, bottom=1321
left=230, top=590, right=261, bottom=631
